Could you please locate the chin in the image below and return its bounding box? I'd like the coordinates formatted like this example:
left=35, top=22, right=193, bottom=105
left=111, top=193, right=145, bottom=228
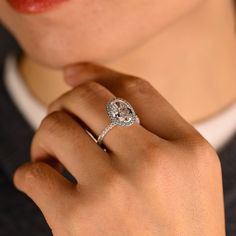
left=17, top=37, right=95, bottom=68
left=15, top=33, right=137, bottom=69
left=14, top=29, right=130, bottom=69
left=19, top=43, right=99, bottom=69
left=1, top=0, right=205, bottom=68
left=21, top=43, right=84, bottom=69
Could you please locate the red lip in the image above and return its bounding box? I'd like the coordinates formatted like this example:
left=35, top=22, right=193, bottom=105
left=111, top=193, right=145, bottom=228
left=7, top=0, right=68, bottom=14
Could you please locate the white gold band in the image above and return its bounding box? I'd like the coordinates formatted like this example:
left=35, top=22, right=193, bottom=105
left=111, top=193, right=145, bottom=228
left=97, top=123, right=116, bottom=145
left=97, top=115, right=140, bottom=146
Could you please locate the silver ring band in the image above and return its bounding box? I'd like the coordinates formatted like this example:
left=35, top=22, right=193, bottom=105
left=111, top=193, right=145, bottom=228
left=97, top=123, right=116, bottom=145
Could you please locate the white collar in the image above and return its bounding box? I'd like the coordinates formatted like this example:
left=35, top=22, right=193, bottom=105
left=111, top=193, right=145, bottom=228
left=4, top=56, right=46, bottom=129
left=4, top=56, right=236, bottom=150
left=195, top=105, right=236, bottom=150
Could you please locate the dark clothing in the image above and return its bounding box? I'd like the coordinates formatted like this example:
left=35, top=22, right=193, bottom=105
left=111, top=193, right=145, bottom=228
left=0, top=25, right=52, bottom=236
left=0, top=25, right=236, bottom=236
left=0, top=63, right=52, bottom=235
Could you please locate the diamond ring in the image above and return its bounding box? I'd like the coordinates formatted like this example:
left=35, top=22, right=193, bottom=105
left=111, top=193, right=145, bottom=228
left=97, top=98, right=140, bottom=145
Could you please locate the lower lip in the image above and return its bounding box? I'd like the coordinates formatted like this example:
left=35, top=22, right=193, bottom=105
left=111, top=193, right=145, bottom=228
left=7, top=0, right=68, bottom=14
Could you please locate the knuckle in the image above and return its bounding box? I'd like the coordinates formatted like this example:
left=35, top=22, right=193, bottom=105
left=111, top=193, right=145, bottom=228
left=188, top=136, right=214, bottom=156
left=13, top=163, right=29, bottom=187
left=187, top=136, right=221, bottom=172
left=132, top=139, right=166, bottom=174
left=143, top=140, right=163, bottom=162
left=14, top=162, right=48, bottom=188
left=73, top=81, right=106, bottom=102
left=24, top=162, right=48, bottom=182
left=40, top=111, right=66, bottom=135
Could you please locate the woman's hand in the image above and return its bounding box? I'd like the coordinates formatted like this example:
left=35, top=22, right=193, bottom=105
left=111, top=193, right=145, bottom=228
left=14, top=63, right=225, bottom=236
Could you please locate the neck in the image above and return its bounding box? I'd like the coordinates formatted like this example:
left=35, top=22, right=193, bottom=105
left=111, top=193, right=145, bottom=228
left=19, top=56, right=70, bottom=106
left=20, top=0, right=236, bottom=123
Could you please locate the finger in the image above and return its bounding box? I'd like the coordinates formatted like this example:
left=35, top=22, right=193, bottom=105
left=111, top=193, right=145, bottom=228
left=64, top=63, right=197, bottom=140
left=48, top=81, right=160, bottom=159
left=32, top=111, right=112, bottom=184
left=14, top=161, right=75, bottom=226
left=64, top=62, right=116, bottom=87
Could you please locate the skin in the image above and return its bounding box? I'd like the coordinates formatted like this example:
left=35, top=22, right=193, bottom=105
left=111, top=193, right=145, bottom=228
left=0, top=0, right=231, bottom=234
left=1, top=0, right=236, bottom=121
left=0, top=0, right=204, bottom=67
left=15, top=64, right=225, bottom=235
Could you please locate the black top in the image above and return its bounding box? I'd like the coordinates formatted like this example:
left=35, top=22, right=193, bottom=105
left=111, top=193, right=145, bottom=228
left=0, top=25, right=236, bottom=236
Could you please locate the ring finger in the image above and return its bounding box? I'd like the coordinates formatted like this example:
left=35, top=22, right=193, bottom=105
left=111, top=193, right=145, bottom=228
left=48, top=81, right=160, bottom=159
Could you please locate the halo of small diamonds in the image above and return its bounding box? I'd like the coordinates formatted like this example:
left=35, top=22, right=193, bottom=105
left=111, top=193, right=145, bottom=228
left=106, top=98, right=138, bottom=126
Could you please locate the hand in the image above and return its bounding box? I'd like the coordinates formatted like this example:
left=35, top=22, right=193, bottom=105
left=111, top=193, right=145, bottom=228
left=14, top=63, right=225, bottom=236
